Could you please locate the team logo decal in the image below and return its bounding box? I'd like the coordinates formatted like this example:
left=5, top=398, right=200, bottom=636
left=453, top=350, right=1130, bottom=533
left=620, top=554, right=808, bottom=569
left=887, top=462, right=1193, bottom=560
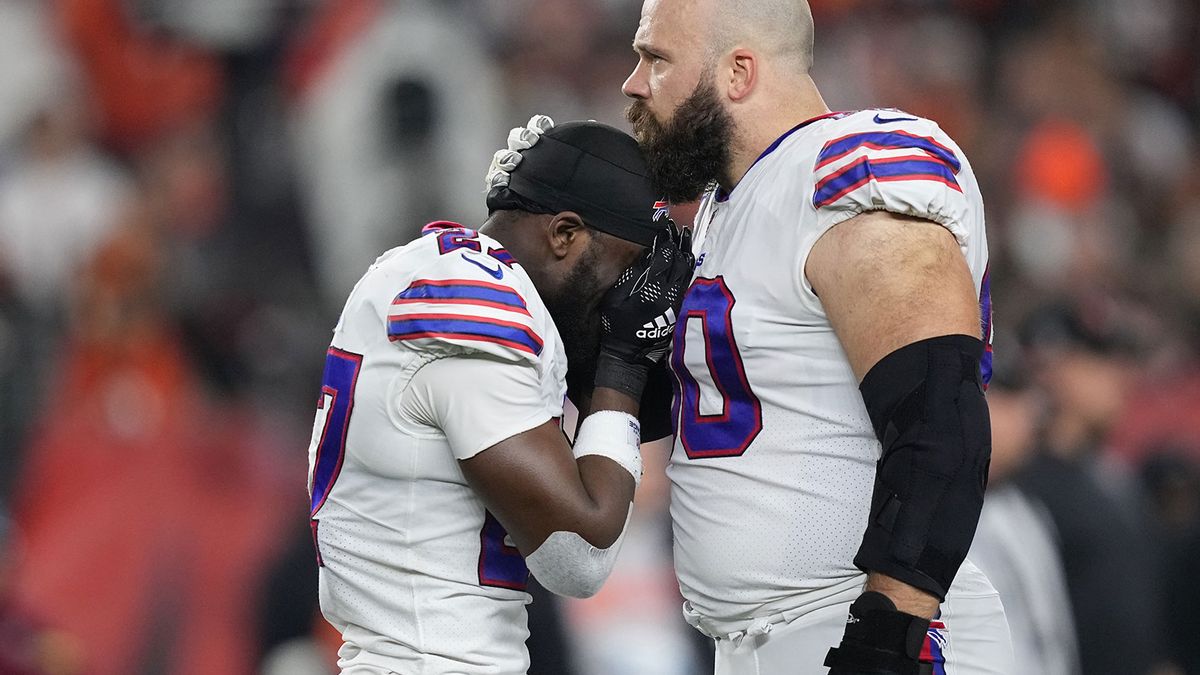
left=652, top=200, right=670, bottom=222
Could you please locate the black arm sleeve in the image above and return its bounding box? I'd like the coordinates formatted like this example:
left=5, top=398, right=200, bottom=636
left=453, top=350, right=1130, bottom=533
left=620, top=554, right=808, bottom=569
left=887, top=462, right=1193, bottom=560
left=853, top=334, right=991, bottom=600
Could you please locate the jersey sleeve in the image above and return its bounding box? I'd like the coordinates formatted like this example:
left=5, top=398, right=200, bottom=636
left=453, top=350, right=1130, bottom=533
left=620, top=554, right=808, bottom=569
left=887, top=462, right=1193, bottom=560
left=399, top=355, right=558, bottom=460
left=811, top=115, right=970, bottom=244
left=386, top=240, right=544, bottom=365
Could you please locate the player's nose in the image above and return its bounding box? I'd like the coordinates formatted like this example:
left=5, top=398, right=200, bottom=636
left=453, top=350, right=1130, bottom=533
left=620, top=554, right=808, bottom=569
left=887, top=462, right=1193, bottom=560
left=622, top=61, right=649, bottom=99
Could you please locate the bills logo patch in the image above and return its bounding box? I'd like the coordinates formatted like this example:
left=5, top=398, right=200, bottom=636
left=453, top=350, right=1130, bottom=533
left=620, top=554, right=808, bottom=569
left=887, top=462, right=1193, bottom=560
left=652, top=200, right=670, bottom=222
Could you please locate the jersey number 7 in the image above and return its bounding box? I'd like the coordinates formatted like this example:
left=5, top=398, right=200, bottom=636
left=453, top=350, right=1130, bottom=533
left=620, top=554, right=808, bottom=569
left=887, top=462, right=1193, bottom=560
left=309, top=348, right=363, bottom=517
left=308, top=347, right=363, bottom=566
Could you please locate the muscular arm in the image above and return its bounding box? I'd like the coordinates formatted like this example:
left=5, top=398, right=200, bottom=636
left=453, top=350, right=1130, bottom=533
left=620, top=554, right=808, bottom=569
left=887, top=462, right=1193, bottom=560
left=806, top=210, right=979, bottom=381
left=459, top=386, right=639, bottom=553
left=806, top=210, right=981, bottom=618
left=398, top=352, right=644, bottom=599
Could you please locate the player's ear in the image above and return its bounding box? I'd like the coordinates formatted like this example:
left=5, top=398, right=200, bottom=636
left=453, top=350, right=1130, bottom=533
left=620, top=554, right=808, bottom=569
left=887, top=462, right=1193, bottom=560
left=727, top=48, right=756, bottom=102
left=546, top=211, right=589, bottom=260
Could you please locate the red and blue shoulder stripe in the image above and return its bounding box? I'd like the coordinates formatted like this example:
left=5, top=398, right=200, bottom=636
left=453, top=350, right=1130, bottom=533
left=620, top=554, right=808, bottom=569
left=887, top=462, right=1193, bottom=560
left=388, top=278, right=542, bottom=356
left=392, top=279, right=531, bottom=316
left=813, top=130, right=962, bottom=208
left=387, top=313, right=543, bottom=356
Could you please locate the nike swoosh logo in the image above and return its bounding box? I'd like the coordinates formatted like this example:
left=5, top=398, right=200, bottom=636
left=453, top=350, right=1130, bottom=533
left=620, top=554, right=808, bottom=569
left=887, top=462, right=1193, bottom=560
left=874, top=113, right=917, bottom=124
left=461, top=253, right=504, bottom=279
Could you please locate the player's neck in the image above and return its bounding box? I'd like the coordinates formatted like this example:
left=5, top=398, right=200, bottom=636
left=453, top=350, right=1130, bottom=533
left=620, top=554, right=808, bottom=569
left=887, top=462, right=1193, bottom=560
left=479, top=219, right=551, bottom=290
left=724, top=75, right=829, bottom=190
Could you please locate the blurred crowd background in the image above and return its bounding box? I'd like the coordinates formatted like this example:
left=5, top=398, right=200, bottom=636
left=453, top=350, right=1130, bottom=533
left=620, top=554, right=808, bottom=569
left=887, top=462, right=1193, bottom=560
left=0, top=0, right=1198, bottom=673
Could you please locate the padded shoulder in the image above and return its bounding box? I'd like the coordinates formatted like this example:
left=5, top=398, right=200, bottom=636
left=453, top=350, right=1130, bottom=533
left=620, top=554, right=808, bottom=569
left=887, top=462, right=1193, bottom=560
left=386, top=226, right=545, bottom=364
left=811, top=110, right=969, bottom=243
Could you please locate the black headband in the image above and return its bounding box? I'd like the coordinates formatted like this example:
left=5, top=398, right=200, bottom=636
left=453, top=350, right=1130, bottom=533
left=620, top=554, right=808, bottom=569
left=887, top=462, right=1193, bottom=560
left=486, top=121, right=662, bottom=247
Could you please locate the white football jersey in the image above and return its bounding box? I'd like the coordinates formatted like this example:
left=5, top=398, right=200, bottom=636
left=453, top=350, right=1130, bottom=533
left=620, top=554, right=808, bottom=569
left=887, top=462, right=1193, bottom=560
left=307, top=222, right=567, bottom=673
left=668, top=110, right=993, bottom=627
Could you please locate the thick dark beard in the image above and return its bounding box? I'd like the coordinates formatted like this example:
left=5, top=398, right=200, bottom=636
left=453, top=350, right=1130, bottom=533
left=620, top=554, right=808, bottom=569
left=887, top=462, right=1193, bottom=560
left=626, top=78, right=735, bottom=203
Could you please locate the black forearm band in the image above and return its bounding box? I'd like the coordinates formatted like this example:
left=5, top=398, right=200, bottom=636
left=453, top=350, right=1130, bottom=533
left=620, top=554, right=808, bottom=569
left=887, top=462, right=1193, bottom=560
left=853, top=334, right=991, bottom=600
left=594, top=351, right=650, bottom=400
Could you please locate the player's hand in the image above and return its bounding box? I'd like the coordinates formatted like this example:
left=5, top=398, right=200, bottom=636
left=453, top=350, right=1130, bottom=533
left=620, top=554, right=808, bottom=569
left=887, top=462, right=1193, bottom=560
left=824, top=592, right=934, bottom=675
left=599, top=221, right=693, bottom=365
left=593, top=221, right=693, bottom=399
left=485, top=114, right=554, bottom=190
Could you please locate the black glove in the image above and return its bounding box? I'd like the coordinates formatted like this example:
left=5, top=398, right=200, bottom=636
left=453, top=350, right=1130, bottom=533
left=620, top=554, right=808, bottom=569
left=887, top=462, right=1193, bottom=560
left=824, top=592, right=934, bottom=675
left=594, top=222, right=694, bottom=398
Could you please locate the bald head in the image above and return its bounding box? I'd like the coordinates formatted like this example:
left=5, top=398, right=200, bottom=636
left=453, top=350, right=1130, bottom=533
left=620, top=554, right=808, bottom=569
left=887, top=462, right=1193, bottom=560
left=624, top=0, right=828, bottom=194
left=709, top=0, right=815, bottom=73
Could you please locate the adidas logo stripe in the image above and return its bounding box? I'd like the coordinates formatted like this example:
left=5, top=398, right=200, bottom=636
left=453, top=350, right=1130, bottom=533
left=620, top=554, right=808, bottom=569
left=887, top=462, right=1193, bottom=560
left=636, top=308, right=677, bottom=339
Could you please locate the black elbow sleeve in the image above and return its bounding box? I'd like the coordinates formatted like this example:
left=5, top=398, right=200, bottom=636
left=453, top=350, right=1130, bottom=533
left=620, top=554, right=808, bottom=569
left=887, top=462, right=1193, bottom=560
left=853, top=334, right=991, bottom=601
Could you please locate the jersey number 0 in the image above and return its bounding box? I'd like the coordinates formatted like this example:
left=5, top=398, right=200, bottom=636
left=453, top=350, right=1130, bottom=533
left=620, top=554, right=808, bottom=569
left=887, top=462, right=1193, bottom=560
left=671, top=276, right=763, bottom=459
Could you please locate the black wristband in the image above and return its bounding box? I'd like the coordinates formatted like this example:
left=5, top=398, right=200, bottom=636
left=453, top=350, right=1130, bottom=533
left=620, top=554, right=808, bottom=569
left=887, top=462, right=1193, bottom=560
left=593, top=351, right=650, bottom=400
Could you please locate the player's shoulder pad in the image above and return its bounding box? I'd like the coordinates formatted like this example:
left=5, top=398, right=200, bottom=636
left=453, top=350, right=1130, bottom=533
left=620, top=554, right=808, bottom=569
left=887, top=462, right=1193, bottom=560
left=810, top=110, right=967, bottom=230
left=386, top=223, right=545, bottom=364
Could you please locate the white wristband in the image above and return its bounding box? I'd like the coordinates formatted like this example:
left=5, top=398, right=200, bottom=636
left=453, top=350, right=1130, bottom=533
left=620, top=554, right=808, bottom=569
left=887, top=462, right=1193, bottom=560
left=572, top=410, right=643, bottom=486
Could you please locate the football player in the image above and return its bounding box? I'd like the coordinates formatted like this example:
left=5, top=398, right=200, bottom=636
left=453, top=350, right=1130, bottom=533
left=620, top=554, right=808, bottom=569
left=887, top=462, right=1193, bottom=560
left=622, top=0, right=1013, bottom=673
left=306, top=116, right=693, bottom=674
